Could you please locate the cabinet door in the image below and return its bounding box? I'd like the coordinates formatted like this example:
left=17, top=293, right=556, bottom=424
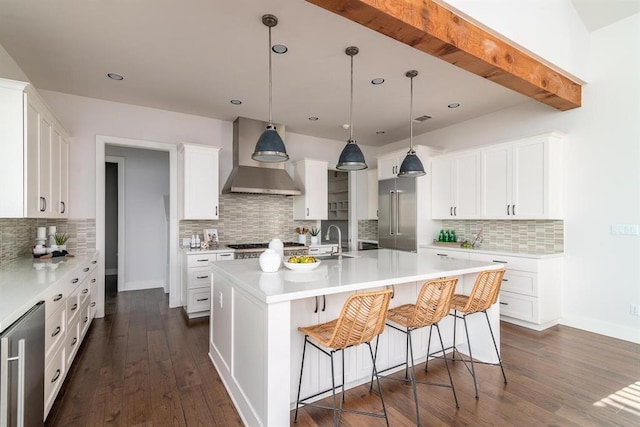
left=181, top=144, right=220, bottom=219
left=377, top=155, right=400, bottom=180
left=58, top=137, right=69, bottom=217
left=431, top=156, right=453, bottom=219
left=481, top=144, right=511, bottom=219
left=25, top=99, right=41, bottom=217
left=453, top=152, right=481, bottom=218
left=512, top=139, right=546, bottom=218
left=367, top=169, right=378, bottom=219
left=292, top=160, right=328, bottom=220
left=37, top=115, right=53, bottom=217
left=50, top=127, right=62, bottom=217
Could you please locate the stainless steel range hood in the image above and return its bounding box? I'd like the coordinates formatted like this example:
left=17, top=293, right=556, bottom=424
left=222, top=117, right=301, bottom=196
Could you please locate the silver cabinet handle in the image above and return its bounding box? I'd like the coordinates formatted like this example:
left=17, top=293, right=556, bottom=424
left=436, top=253, right=449, bottom=257
left=196, top=298, right=209, bottom=302
left=71, top=303, right=78, bottom=312
left=83, top=267, right=90, bottom=272
left=454, top=206, right=457, bottom=216
left=507, top=204, right=510, bottom=215
left=91, top=260, right=97, bottom=264
left=82, top=289, right=89, bottom=294
left=60, top=201, right=66, bottom=213
left=322, top=295, right=326, bottom=312
left=196, top=275, right=209, bottom=280
left=0, top=337, right=26, bottom=426
left=499, top=302, right=509, bottom=305
left=71, top=337, right=78, bottom=346
left=512, top=204, right=516, bottom=215
left=51, top=326, right=61, bottom=337
left=53, top=293, right=63, bottom=302
left=91, top=302, right=96, bottom=307
left=83, top=316, right=88, bottom=324
left=306, top=207, right=309, bottom=216
left=72, top=278, right=79, bottom=284
left=51, top=369, right=61, bottom=383
left=389, top=190, right=395, bottom=235
left=314, top=296, right=318, bottom=314
left=492, top=260, right=508, bottom=264
left=40, top=196, right=46, bottom=212
left=196, top=259, right=208, bottom=262
left=215, top=206, right=218, bottom=216
left=91, top=278, right=96, bottom=283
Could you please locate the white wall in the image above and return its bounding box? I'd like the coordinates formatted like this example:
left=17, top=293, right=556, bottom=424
left=418, top=14, right=640, bottom=343
left=104, top=145, right=169, bottom=291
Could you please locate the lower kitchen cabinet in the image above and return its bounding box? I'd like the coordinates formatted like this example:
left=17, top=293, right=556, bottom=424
left=422, top=247, right=563, bottom=330
left=182, top=249, right=235, bottom=318
left=43, top=253, right=98, bottom=419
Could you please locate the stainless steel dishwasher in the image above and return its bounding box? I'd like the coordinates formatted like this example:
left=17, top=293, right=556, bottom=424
left=1, top=301, right=45, bottom=427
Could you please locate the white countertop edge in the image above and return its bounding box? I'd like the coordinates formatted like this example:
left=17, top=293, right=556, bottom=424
left=181, top=246, right=236, bottom=254
left=419, top=244, right=564, bottom=259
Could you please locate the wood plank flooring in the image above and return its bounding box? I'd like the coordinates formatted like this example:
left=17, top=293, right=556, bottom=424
left=45, top=282, right=640, bottom=426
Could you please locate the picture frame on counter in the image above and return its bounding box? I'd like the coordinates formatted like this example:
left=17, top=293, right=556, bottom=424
left=204, top=228, right=218, bottom=244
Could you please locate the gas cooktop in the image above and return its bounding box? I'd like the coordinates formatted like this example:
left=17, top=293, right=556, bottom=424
left=227, top=242, right=306, bottom=250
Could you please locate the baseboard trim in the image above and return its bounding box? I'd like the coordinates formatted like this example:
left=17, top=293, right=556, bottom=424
left=123, top=280, right=166, bottom=292
left=560, top=316, right=640, bottom=344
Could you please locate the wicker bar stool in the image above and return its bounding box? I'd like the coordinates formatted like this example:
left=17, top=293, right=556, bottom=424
left=376, top=277, right=459, bottom=426
left=294, top=289, right=393, bottom=427
left=433, top=268, right=507, bottom=399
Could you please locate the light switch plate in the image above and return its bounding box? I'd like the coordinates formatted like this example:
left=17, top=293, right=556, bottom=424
left=611, top=224, right=640, bottom=235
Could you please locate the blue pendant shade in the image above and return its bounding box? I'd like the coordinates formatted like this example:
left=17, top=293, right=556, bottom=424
left=398, top=69, right=426, bottom=177
left=398, top=149, right=426, bottom=177
left=337, top=139, right=367, bottom=171
left=252, top=124, right=289, bottom=162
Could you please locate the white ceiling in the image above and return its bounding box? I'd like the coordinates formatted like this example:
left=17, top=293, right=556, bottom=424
left=0, top=0, right=636, bottom=147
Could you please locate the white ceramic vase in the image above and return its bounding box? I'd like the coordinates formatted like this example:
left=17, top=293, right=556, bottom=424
left=310, top=236, right=319, bottom=245
left=259, top=249, right=281, bottom=273
left=298, top=234, right=306, bottom=245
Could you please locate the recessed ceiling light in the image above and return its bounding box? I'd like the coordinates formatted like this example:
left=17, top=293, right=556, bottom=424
left=376, top=130, right=385, bottom=135
left=272, top=44, right=288, bottom=54
left=448, top=103, right=461, bottom=108
left=414, top=115, right=432, bottom=122
left=308, top=116, right=319, bottom=121
left=371, top=78, right=385, bottom=85
left=107, top=72, right=124, bottom=81
left=230, top=99, right=242, bottom=105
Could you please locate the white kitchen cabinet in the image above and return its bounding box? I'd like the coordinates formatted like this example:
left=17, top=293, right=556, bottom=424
left=182, top=250, right=235, bottom=318
left=290, top=159, right=328, bottom=220
left=0, top=78, right=71, bottom=218
left=481, top=132, right=563, bottom=219
left=356, top=168, right=378, bottom=220
left=431, top=151, right=480, bottom=219
left=178, top=142, right=221, bottom=220
left=377, top=151, right=404, bottom=180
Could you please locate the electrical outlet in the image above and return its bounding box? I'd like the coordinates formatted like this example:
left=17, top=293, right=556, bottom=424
left=631, top=304, right=640, bottom=316
left=611, top=224, right=640, bottom=235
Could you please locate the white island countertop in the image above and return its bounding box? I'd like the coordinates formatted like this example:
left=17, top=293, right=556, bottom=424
left=0, top=253, right=96, bottom=333
left=210, top=248, right=502, bottom=304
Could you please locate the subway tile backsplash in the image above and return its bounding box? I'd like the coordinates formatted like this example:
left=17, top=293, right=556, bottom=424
left=180, top=194, right=317, bottom=245
left=441, top=219, right=564, bottom=253
left=0, top=218, right=96, bottom=267
left=358, top=220, right=378, bottom=241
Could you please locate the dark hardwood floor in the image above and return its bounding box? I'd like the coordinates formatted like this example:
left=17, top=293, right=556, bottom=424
left=46, top=279, right=639, bottom=426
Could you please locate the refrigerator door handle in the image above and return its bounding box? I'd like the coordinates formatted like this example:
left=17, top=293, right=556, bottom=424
left=395, top=190, right=400, bottom=235
left=389, top=190, right=395, bottom=235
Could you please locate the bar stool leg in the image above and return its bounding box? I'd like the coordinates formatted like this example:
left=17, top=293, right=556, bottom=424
left=369, top=336, right=380, bottom=392
left=484, top=311, right=507, bottom=384
left=330, top=351, right=339, bottom=426
left=435, top=324, right=459, bottom=408
left=294, top=336, right=309, bottom=423
left=452, top=310, right=458, bottom=361
left=424, top=324, right=433, bottom=373
left=367, top=342, right=390, bottom=427
left=461, top=314, right=479, bottom=399
left=406, top=329, right=421, bottom=426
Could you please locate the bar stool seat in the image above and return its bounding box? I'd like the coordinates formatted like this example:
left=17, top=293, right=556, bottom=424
left=443, top=268, right=508, bottom=398
left=294, top=289, right=393, bottom=426
left=378, top=277, right=459, bottom=426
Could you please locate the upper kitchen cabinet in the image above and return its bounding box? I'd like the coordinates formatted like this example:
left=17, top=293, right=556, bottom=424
left=356, top=168, right=378, bottom=220
left=481, top=132, right=564, bottom=219
left=328, top=170, right=349, bottom=220
left=431, top=151, right=481, bottom=219
left=290, top=159, right=328, bottom=220
left=178, top=142, right=221, bottom=220
left=377, top=150, right=404, bottom=180
left=0, top=79, right=70, bottom=218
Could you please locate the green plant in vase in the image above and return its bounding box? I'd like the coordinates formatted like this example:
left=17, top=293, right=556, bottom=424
left=310, top=227, right=320, bottom=245
left=54, top=232, right=69, bottom=251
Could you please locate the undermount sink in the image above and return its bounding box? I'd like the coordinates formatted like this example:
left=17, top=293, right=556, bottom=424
left=315, top=254, right=357, bottom=260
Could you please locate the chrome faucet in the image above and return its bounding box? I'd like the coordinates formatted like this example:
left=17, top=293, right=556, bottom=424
left=325, top=224, right=342, bottom=257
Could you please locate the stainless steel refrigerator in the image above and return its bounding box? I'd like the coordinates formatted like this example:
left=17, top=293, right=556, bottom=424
left=0, top=301, right=45, bottom=427
left=378, top=178, right=417, bottom=252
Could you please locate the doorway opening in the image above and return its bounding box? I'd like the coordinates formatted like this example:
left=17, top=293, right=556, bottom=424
left=104, top=157, right=124, bottom=306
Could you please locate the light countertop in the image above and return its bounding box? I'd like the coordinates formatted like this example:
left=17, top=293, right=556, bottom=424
left=210, top=248, right=501, bottom=304
left=0, top=253, right=96, bottom=333
left=420, top=244, right=564, bottom=259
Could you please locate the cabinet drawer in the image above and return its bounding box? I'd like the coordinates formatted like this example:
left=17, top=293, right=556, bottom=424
left=66, top=263, right=93, bottom=292
left=65, top=317, right=80, bottom=366
left=499, top=292, right=537, bottom=322
left=66, top=286, right=82, bottom=326
left=216, top=252, right=234, bottom=261
left=426, top=248, right=470, bottom=259
left=45, top=304, right=66, bottom=360
left=468, top=252, right=538, bottom=272
left=189, top=269, right=212, bottom=289
left=187, top=253, right=217, bottom=268
left=44, top=284, right=66, bottom=320
left=80, top=304, right=91, bottom=338
left=188, top=288, right=211, bottom=313
left=44, top=344, right=66, bottom=418
left=501, top=271, right=537, bottom=296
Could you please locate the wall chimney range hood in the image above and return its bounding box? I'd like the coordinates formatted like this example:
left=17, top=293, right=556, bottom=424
left=222, top=117, right=301, bottom=196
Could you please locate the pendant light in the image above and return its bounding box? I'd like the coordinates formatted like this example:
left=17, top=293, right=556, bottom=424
left=336, top=46, right=367, bottom=171
left=398, top=70, right=426, bottom=177
left=252, top=14, right=289, bottom=162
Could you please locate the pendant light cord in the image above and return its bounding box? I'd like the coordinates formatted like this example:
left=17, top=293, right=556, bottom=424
left=268, top=25, right=273, bottom=125
left=409, top=73, right=414, bottom=151
left=349, top=53, right=354, bottom=141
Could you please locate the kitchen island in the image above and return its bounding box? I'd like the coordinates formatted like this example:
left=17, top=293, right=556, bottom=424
left=208, top=249, right=502, bottom=427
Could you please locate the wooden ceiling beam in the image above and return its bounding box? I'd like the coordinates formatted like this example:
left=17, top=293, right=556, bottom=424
left=306, top=0, right=581, bottom=110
